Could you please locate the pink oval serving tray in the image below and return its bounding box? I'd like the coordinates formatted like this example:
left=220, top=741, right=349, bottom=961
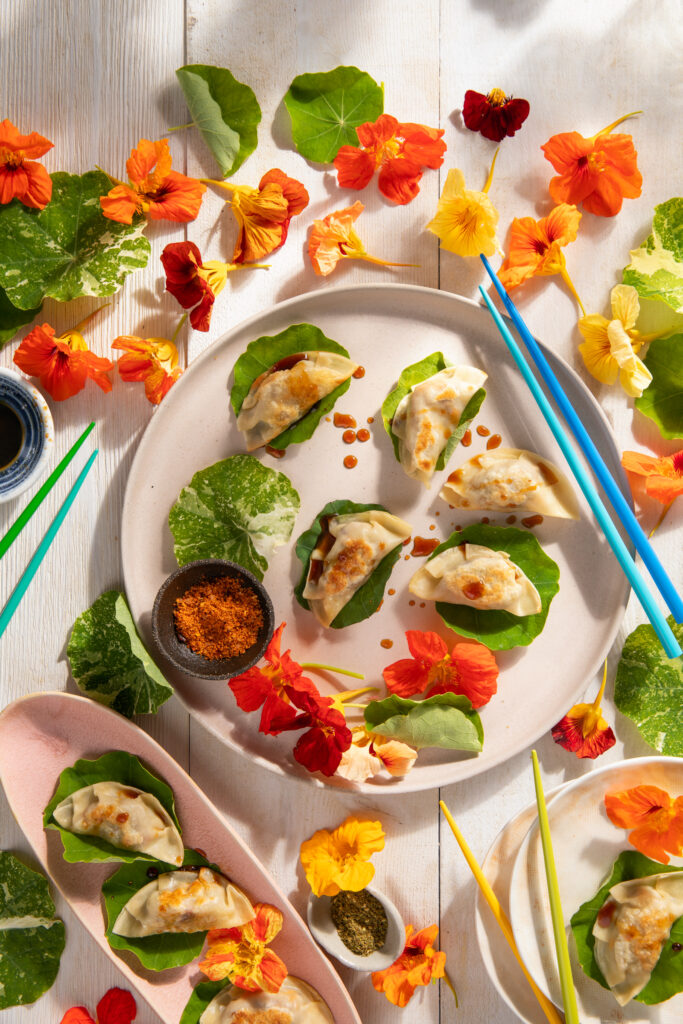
left=0, top=691, right=361, bottom=1024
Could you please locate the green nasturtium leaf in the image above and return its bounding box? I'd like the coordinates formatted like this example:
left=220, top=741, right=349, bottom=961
left=364, top=693, right=483, bottom=752
left=571, top=850, right=683, bottom=1004
left=0, top=851, right=65, bottom=1009
left=381, top=350, right=486, bottom=468
left=284, top=65, right=384, bottom=163
left=103, top=849, right=216, bottom=971
left=634, top=334, right=683, bottom=439
left=176, top=64, right=261, bottom=178
left=169, top=455, right=300, bottom=579
left=230, top=323, right=353, bottom=450
left=614, top=616, right=683, bottom=755
left=0, top=287, right=41, bottom=349
left=180, top=981, right=229, bottom=1024
left=432, top=524, right=560, bottom=650
left=294, top=500, right=403, bottom=629
left=43, top=751, right=181, bottom=864
left=623, top=198, right=683, bottom=313
left=67, top=590, right=173, bottom=718
left=0, top=171, right=150, bottom=308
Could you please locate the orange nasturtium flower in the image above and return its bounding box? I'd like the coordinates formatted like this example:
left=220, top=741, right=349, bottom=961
left=0, top=119, right=53, bottom=209
left=199, top=902, right=288, bottom=993
left=551, top=661, right=616, bottom=760
left=426, top=150, right=501, bottom=258
left=578, top=284, right=655, bottom=397
left=100, top=138, right=205, bottom=224
left=334, top=114, right=446, bottom=205
left=299, top=815, right=385, bottom=897
left=60, top=988, right=136, bottom=1024
left=14, top=310, right=112, bottom=401
left=622, top=449, right=683, bottom=505
left=541, top=112, right=642, bottom=217
left=605, top=785, right=683, bottom=864
left=112, top=329, right=183, bottom=405
left=308, top=201, right=416, bottom=277
left=372, top=924, right=447, bottom=1007
left=204, top=168, right=309, bottom=264
left=498, top=203, right=585, bottom=313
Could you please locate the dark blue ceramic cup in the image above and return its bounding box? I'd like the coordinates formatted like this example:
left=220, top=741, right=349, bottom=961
left=0, top=368, right=54, bottom=503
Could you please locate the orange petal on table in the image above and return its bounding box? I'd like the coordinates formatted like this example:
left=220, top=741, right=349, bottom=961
left=605, top=785, right=675, bottom=828
left=59, top=1010, right=95, bottom=1024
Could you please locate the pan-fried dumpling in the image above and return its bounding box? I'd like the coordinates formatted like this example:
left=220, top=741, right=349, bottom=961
left=440, top=448, right=579, bottom=519
left=409, top=543, right=541, bottom=615
left=236, top=350, right=358, bottom=450
left=200, top=976, right=334, bottom=1024
left=592, top=871, right=683, bottom=1005
left=303, top=510, right=412, bottom=627
left=112, top=867, right=254, bottom=937
left=392, top=365, right=487, bottom=486
left=52, top=782, right=183, bottom=866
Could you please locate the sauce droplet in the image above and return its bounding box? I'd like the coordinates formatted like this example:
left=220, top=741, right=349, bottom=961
left=419, top=602, right=426, bottom=608
left=411, top=536, right=439, bottom=557
left=357, top=428, right=370, bottom=442
left=380, top=638, right=393, bottom=649
left=673, top=942, right=683, bottom=953
left=597, top=900, right=617, bottom=928
left=463, top=581, right=485, bottom=600
left=342, top=429, right=356, bottom=444
left=461, top=429, right=472, bottom=447
left=486, top=433, right=502, bottom=450
left=480, top=516, right=490, bottom=524
left=367, top=416, right=374, bottom=424
left=402, top=536, right=411, bottom=546
left=435, top=510, right=440, bottom=516
left=404, top=554, right=410, bottom=560
left=146, top=866, right=159, bottom=879
left=334, top=412, right=357, bottom=429
left=388, top=588, right=396, bottom=596
left=343, top=455, right=358, bottom=469
left=455, top=524, right=462, bottom=531
left=265, top=445, right=286, bottom=458
left=476, top=425, right=490, bottom=437
left=506, top=514, right=517, bottom=523
left=521, top=514, right=544, bottom=528
left=352, top=365, right=365, bottom=379
left=409, top=599, right=416, bottom=606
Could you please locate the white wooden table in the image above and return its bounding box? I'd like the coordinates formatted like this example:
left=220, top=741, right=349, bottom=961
left=1, top=2, right=681, bottom=1022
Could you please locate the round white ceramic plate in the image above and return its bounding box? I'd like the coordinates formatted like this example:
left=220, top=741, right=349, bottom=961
left=121, top=283, right=631, bottom=793
left=509, top=755, right=683, bottom=1023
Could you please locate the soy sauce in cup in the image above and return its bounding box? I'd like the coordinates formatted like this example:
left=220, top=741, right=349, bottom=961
left=0, top=402, right=25, bottom=469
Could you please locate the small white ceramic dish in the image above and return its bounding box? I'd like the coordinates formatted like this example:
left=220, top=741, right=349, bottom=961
left=0, top=367, right=53, bottom=503
left=307, top=885, right=405, bottom=972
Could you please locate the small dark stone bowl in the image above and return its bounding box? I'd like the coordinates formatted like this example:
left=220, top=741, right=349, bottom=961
left=151, top=559, right=274, bottom=680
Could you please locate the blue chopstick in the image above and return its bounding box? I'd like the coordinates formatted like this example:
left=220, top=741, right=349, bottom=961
left=481, top=254, right=683, bottom=625
left=0, top=449, right=99, bottom=641
left=478, top=287, right=680, bottom=659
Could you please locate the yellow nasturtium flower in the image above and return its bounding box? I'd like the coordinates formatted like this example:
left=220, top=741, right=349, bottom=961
left=426, top=150, right=501, bottom=257
left=299, top=814, right=385, bottom=897
left=578, top=284, right=654, bottom=397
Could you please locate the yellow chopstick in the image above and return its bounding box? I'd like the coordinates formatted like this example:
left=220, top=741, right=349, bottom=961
left=439, top=800, right=563, bottom=1024
left=531, top=751, right=579, bottom=1024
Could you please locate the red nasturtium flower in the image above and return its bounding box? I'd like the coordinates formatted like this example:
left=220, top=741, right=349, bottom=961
left=372, top=924, right=447, bottom=1007
left=308, top=201, right=415, bottom=276
left=284, top=689, right=353, bottom=777
left=498, top=203, right=585, bottom=313
left=462, top=88, right=530, bottom=142
left=541, top=112, right=642, bottom=217
left=199, top=902, right=288, bottom=993
left=161, top=241, right=267, bottom=332
left=100, top=138, right=205, bottom=224
left=551, top=661, right=616, bottom=759
left=112, top=334, right=183, bottom=405
left=0, top=118, right=53, bottom=209
left=60, top=988, right=136, bottom=1024
left=605, top=786, right=683, bottom=864
left=383, top=630, right=498, bottom=709
left=14, top=314, right=113, bottom=401
left=334, top=114, right=446, bottom=205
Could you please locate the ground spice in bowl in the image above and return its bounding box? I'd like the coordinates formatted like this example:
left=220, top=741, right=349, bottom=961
left=330, top=888, right=388, bottom=956
left=173, top=575, right=264, bottom=660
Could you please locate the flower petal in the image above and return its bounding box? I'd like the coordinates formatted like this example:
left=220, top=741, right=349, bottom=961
left=96, top=988, right=137, bottom=1024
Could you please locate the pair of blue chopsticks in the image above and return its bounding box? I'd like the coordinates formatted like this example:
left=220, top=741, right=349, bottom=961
left=479, top=255, right=682, bottom=659
left=0, top=425, right=98, bottom=641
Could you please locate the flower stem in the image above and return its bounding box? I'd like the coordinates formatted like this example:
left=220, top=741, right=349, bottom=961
left=95, top=164, right=125, bottom=187
left=559, top=265, right=586, bottom=316
left=72, top=303, right=110, bottom=333
left=336, top=686, right=378, bottom=702
left=649, top=499, right=675, bottom=538
left=595, top=110, right=643, bottom=138
left=344, top=252, right=420, bottom=269
left=168, top=122, right=195, bottom=132
left=301, top=662, right=365, bottom=680
left=200, top=178, right=235, bottom=192
left=591, top=659, right=609, bottom=711
left=482, top=147, right=500, bottom=194
left=171, top=313, right=188, bottom=344
left=443, top=969, right=459, bottom=1007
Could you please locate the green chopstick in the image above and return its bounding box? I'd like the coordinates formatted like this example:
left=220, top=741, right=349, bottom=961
left=531, top=750, right=579, bottom=1024
left=0, top=449, right=98, bottom=641
left=0, top=421, right=95, bottom=560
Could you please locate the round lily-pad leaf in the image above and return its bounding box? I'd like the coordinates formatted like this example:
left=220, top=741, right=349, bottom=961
left=230, top=323, right=353, bottom=450
left=43, top=750, right=181, bottom=864
left=430, top=524, right=560, bottom=650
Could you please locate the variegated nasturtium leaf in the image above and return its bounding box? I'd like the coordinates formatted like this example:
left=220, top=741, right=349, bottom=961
left=176, top=64, right=261, bottom=178
left=623, top=197, right=683, bottom=314
left=0, top=171, right=150, bottom=308
left=0, top=287, right=41, bottom=349
left=364, top=693, right=483, bottom=752
left=614, top=615, right=683, bottom=755
left=284, top=65, right=384, bottom=163
left=0, top=851, right=65, bottom=1009
left=67, top=591, right=173, bottom=718
left=634, top=334, right=683, bottom=439
left=169, top=454, right=301, bottom=579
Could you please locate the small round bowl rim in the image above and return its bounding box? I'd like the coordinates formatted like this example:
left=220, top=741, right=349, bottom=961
left=307, top=884, right=405, bottom=972
left=0, top=368, right=54, bottom=505
left=151, top=558, right=275, bottom=680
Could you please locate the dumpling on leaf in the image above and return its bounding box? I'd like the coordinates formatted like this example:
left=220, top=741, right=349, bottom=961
left=409, top=543, right=541, bottom=616
left=236, top=350, right=358, bottom=450
left=392, top=365, right=487, bottom=486
left=53, top=781, right=183, bottom=866
left=592, top=871, right=683, bottom=1005
left=113, top=867, right=254, bottom=937
left=440, top=447, right=579, bottom=519
left=303, top=510, right=412, bottom=627
left=200, top=976, right=334, bottom=1024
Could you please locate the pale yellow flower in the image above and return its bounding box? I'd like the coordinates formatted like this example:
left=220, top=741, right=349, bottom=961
left=335, top=728, right=418, bottom=783
left=299, top=814, right=385, bottom=897
left=578, top=284, right=653, bottom=397
left=426, top=151, right=501, bottom=258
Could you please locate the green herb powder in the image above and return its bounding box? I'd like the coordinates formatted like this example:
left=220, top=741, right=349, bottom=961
left=330, top=888, right=388, bottom=956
